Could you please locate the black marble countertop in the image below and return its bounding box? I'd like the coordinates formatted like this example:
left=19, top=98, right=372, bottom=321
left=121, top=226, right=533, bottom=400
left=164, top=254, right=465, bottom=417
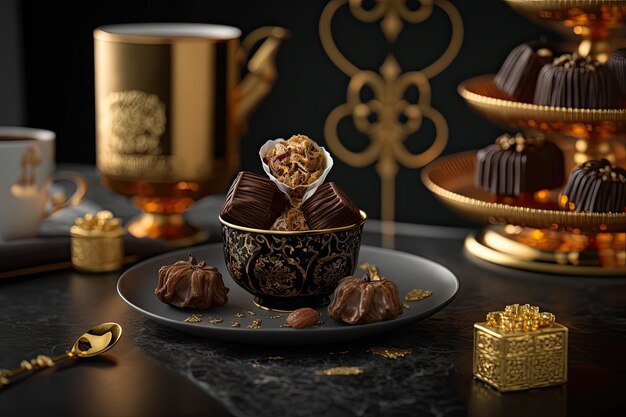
left=1, top=168, right=625, bottom=417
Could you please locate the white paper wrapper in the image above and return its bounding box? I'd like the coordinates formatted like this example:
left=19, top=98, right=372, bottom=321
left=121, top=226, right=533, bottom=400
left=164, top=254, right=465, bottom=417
left=260, top=138, right=334, bottom=207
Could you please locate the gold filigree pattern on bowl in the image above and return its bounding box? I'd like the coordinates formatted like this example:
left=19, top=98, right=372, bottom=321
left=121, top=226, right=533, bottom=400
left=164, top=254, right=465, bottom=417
left=421, top=151, right=626, bottom=233
left=220, top=211, right=367, bottom=311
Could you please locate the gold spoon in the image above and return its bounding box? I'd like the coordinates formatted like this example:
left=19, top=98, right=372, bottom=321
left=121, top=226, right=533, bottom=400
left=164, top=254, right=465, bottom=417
left=0, top=322, right=122, bottom=390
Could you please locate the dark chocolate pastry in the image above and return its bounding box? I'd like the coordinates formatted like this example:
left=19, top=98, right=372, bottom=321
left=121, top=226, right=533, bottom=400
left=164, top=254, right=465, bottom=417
left=475, top=132, right=565, bottom=196
left=534, top=53, right=618, bottom=109
left=221, top=171, right=287, bottom=229
left=607, top=48, right=626, bottom=98
left=155, top=255, right=229, bottom=309
left=495, top=41, right=555, bottom=102
left=301, top=182, right=361, bottom=230
left=328, top=264, right=403, bottom=325
left=271, top=208, right=309, bottom=231
left=560, top=159, right=626, bottom=212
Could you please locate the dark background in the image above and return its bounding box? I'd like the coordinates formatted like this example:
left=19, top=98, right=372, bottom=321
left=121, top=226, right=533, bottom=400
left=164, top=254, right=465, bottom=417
left=5, top=0, right=561, bottom=225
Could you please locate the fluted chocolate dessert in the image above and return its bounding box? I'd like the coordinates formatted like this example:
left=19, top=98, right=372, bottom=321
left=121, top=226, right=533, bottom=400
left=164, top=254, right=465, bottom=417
left=607, top=48, right=626, bottom=98
left=495, top=41, right=555, bottom=102
left=328, top=264, right=402, bottom=325
left=301, top=182, right=361, bottom=230
left=475, top=133, right=565, bottom=196
left=156, top=255, right=229, bottom=309
left=534, top=53, right=618, bottom=109
left=271, top=207, right=309, bottom=231
left=560, top=159, right=626, bottom=213
left=221, top=171, right=287, bottom=229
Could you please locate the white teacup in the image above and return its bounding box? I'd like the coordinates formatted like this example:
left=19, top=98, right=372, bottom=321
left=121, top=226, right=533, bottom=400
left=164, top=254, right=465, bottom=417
left=0, top=127, right=87, bottom=240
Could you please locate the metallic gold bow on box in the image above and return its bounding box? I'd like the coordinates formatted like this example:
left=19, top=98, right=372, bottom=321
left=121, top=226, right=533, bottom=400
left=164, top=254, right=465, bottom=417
left=485, top=304, right=556, bottom=333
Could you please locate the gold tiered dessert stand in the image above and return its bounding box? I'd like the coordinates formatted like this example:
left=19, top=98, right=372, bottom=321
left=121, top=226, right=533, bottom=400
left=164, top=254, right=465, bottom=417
left=423, top=0, right=626, bottom=275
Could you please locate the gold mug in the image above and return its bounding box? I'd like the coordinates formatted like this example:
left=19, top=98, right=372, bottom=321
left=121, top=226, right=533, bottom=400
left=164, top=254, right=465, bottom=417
left=94, top=23, right=288, bottom=245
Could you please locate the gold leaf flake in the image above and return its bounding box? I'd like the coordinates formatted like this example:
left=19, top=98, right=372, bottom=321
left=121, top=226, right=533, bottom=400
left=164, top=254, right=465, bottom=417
left=234, top=312, right=245, bottom=318
left=184, top=314, right=203, bottom=323
left=266, top=314, right=284, bottom=319
left=246, top=310, right=257, bottom=316
left=248, top=319, right=262, bottom=329
left=369, top=347, right=411, bottom=359
left=405, top=288, right=433, bottom=301
left=207, top=316, right=223, bottom=324
left=231, top=322, right=240, bottom=328
left=314, top=366, right=364, bottom=376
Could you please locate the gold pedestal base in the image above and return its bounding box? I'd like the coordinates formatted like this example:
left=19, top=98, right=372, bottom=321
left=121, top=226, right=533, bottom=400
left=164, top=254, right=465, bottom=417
left=126, top=213, right=208, bottom=248
left=465, top=226, right=626, bottom=276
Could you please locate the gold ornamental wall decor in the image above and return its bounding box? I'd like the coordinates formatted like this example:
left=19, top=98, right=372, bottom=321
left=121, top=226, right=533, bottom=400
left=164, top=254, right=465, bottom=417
left=320, top=0, right=463, bottom=247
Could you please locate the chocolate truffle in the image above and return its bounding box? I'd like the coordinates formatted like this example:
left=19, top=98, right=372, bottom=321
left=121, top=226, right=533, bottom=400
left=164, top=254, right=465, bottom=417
left=534, top=53, right=618, bottom=109
left=301, top=182, right=362, bottom=230
left=221, top=171, right=287, bottom=229
left=560, top=159, right=626, bottom=213
left=156, top=255, right=229, bottom=309
left=271, top=208, right=309, bottom=231
left=475, top=132, right=565, bottom=196
left=328, top=264, right=403, bottom=325
left=495, top=41, right=555, bottom=102
left=607, top=48, right=626, bottom=98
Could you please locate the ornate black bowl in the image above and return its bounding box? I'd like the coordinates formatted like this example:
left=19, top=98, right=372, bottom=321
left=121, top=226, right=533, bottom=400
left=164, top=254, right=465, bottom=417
left=220, top=211, right=366, bottom=311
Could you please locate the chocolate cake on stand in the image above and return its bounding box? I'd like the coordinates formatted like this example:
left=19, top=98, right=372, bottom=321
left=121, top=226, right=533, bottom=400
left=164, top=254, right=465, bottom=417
left=422, top=0, right=626, bottom=276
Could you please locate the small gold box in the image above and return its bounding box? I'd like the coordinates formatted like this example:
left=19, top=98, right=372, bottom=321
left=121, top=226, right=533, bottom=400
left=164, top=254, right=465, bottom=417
left=473, top=305, right=568, bottom=392
left=70, top=211, right=124, bottom=272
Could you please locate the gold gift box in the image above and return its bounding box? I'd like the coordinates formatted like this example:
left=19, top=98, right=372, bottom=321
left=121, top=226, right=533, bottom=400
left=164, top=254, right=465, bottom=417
left=70, top=211, right=124, bottom=272
left=473, top=304, right=568, bottom=392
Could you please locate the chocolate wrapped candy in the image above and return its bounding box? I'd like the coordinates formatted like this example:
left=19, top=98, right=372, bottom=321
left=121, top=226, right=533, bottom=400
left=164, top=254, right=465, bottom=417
left=301, top=182, right=362, bottom=230
left=475, top=133, right=565, bottom=196
left=271, top=208, right=309, bottom=231
left=534, top=53, right=618, bottom=109
left=156, top=255, right=229, bottom=309
left=560, top=159, right=626, bottom=213
left=328, top=264, right=403, bottom=325
left=221, top=171, right=287, bottom=229
left=495, top=41, right=555, bottom=102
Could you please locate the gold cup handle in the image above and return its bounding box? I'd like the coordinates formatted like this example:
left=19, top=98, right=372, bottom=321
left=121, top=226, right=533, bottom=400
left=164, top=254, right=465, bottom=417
left=234, top=26, right=290, bottom=130
left=43, top=171, right=88, bottom=218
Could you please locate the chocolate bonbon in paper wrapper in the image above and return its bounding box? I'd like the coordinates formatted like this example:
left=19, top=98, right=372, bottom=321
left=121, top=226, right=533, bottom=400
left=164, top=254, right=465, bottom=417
left=260, top=134, right=334, bottom=207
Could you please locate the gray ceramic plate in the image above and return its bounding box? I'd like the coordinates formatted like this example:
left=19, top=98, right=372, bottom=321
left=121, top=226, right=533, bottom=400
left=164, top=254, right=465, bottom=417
left=117, top=244, right=459, bottom=345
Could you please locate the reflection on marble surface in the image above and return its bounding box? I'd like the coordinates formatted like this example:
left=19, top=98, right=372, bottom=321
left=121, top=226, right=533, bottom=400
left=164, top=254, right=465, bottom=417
left=135, top=311, right=466, bottom=417
left=133, top=234, right=626, bottom=417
